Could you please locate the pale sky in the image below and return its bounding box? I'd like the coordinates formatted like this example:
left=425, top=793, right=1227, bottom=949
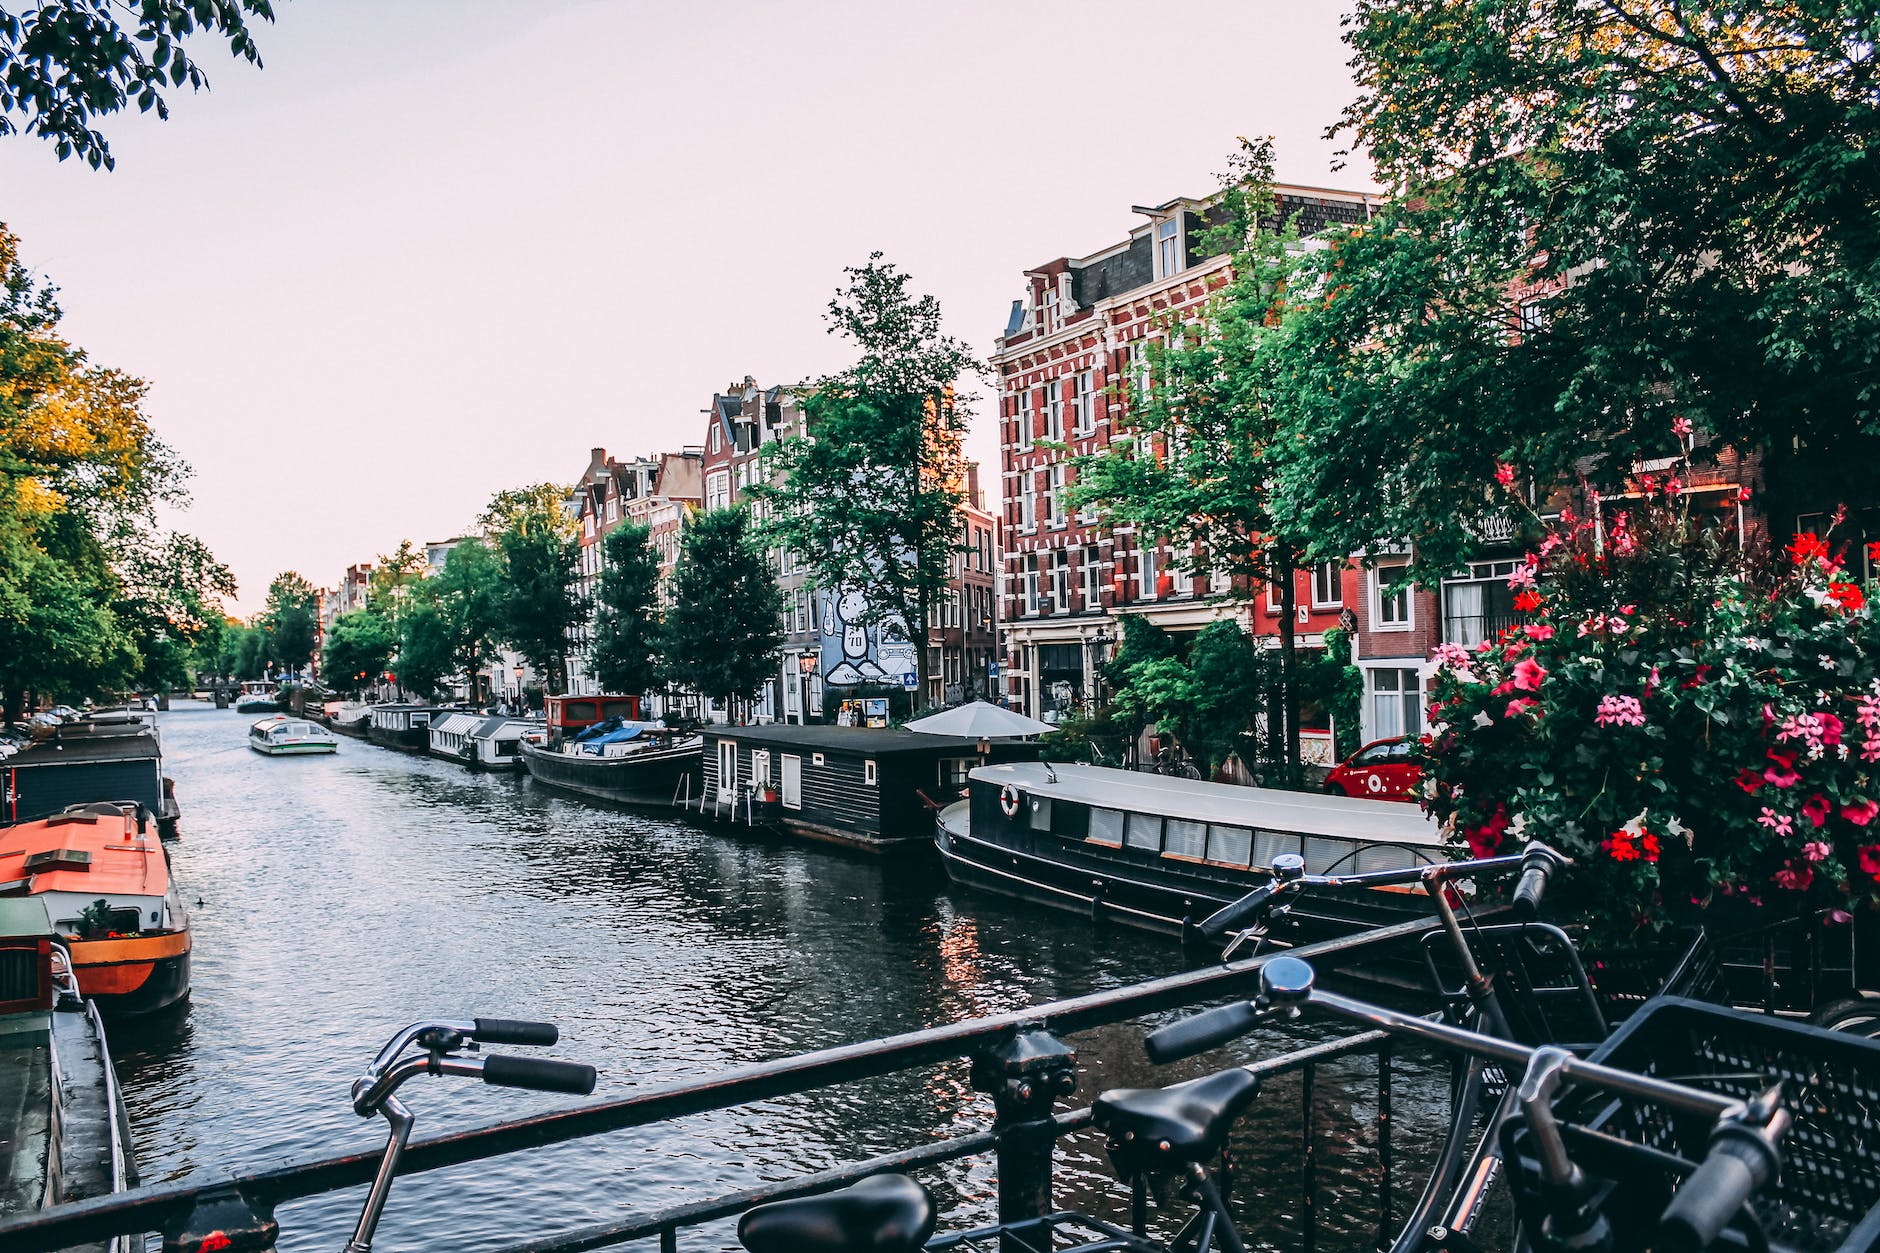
left=1, top=0, right=1372, bottom=614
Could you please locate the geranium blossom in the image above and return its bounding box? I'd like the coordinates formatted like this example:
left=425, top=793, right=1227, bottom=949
left=1758, top=807, right=1793, bottom=837
left=1671, top=415, right=1692, bottom=437
left=1512, top=658, right=1547, bottom=692
left=1763, top=750, right=1802, bottom=789
left=1524, top=623, right=1554, bottom=641
left=1829, top=582, right=1866, bottom=612
left=1593, top=694, right=1644, bottom=727
left=1495, top=462, right=1517, bottom=487
left=1430, top=643, right=1474, bottom=671
left=1772, top=864, right=1814, bottom=891
left=1803, top=794, right=1832, bottom=828
left=1788, top=533, right=1831, bottom=566
left=1802, top=841, right=1832, bottom=862
left=1513, top=589, right=1543, bottom=613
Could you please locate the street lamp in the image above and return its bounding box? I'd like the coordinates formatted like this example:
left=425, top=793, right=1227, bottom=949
left=1087, top=628, right=1117, bottom=709
left=514, top=664, right=525, bottom=712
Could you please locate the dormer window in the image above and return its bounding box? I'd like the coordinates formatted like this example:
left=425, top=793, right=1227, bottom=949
left=1041, top=284, right=1060, bottom=332
left=1156, top=217, right=1182, bottom=278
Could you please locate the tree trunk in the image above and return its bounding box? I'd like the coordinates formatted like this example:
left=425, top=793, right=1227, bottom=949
left=913, top=588, right=930, bottom=717
left=3, top=687, right=20, bottom=726
left=1274, top=545, right=1303, bottom=788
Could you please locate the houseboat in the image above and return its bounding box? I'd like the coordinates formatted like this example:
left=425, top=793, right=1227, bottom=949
left=467, top=716, right=539, bottom=771
left=232, top=682, right=279, bottom=714
left=323, top=701, right=372, bottom=739
left=365, top=703, right=442, bottom=752
left=0, top=803, right=191, bottom=1015
left=697, top=725, right=1039, bottom=854
left=520, top=720, right=702, bottom=805
left=935, top=761, right=1445, bottom=942
left=426, top=712, right=482, bottom=763
left=248, top=715, right=337, bottom=756
left=2, top=719, right=180, bottom=839
left=0, top=897, right=138, bottom=1247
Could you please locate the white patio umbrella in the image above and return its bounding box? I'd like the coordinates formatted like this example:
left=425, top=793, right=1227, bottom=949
left=904, top=700, right=1053, bottom=739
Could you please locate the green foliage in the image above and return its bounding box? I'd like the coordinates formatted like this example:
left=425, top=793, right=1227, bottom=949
left=114, top=531, right=236, bottom=692
left=1299, top=628, right=1363, bottom=759
left=369, top=540, right=427, bottom=627
left=320, top=609, right=392, bottom=696
left=1424, top=483, right=1880, bottom=941
left=479, top=483, right=577, bottom=542
left=431, top=540, right=503, bottom=702
left=0, top=2, right=273, bottom=170
left=662, top=508, right=782, bottom=715
left=1184, top=622, right=1265, bottom=776
left=754, top=254, right=978, bottom=702
left=487, top=491, right=583, bottom=693
left=590, top=523, right=661, bottom=696
left=394, top=598, right=453, bottom=703
left=1275, top=1, right=1880, bottom=576
left=261, top=571, right=319, bottom=674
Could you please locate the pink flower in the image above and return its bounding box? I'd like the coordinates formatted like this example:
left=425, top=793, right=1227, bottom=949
left=1842, top=799, right=1879, bottom=827
left=1430, top=643, right=1474, bottom=671
left=1802, top=841, right=1832, bottom=862
left=1505, top=698, right=1538, bottom=718
left=1772, top=864, right=1814, bottom=892
left=1758, top=807, right=1793, bottom=837
left=1671, top=415, right=1693, bottom=437
left=1666, top=478, right=1683, bottom=496
left=1594, top=694, right=1645, bottom=727
left=1763, top=749, right=1801, bottom=789
left=1524, top=623, right=1554, bottom=641
left=1512, top=658, right=1547, bottom=693
left=1495, top=462, right=1517, bottom=487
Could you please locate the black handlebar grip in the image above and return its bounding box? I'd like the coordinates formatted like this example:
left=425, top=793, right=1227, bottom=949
left=1145, top=1000, right=1261, bottom=1064
left=1512, top=849, right=1556, bottom=920
left=473, top=1018, right=559, bottom=1046
left=481, top=1053, right=598, bottom=1095
left=1197, top=882, right=1281, bottom=940
left=1657, top=1124, right=1781, bottom=1253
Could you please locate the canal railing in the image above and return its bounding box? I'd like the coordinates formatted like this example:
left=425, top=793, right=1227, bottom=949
left=2, top=916, right=1446, bottom=1253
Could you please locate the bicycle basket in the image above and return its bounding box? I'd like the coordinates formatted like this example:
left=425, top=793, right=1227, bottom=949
left=1581, top=928, right=1729, bottom=1022
left=1500, top=996, right=1880, bottom=1253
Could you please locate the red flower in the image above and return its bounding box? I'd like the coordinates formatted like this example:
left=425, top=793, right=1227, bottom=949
left=1869, top=540, right=1880, bottom=566
left=1512, top=589, right=1543, bottom=613
left=1465, top=806, right=1510, bottom=858
left=1602, top=830, right=1641, bottom=863
left=1512, top=658, right=1547, bottom=692
left=1843, top=799, right=1879, bottom=827
left=1828, top=582, right=1866, bottom=612
left=1788, top=533, right=1830, bottom=565
left=1860, top=845, right=1880, bottom=879
left=1803, top=794, right=1833, bottom=828
left=1735, top=768, right=1765, bottom=794
left=1681, top=664, right=1712, bottom=690
left=1640, top=832, right=1661, bottom=862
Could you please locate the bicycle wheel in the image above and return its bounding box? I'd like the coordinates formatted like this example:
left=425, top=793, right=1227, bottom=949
left=1812, top=994, right=1880, bottom=1040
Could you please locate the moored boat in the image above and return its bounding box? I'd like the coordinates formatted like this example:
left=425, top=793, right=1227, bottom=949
left=936, top=761, right=1444, bottom=944
left=248, top=715, right=337, bottom=756
left=365, top=703, right=441, bottom=752
left=0, top=897, right=139, bottom=1248
left=232, top=681, right=279, bottom=714
left=2, top=718, right=179, bottom=839
left=519, top=727, right=703, bottom=806
left=0, top=803, right=190, bottom=1015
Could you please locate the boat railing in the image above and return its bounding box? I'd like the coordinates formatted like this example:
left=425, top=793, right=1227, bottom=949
left=0, top=918, right=1445, bottom=1253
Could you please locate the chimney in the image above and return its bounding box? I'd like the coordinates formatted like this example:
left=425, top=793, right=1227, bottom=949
left=966, top=462, right=983, bottom=511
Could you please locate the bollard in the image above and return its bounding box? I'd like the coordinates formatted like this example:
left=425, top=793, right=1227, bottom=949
left=161, top=1183, right=279, bottom=1253
left=970, top=1026, right=1077, bottom=1250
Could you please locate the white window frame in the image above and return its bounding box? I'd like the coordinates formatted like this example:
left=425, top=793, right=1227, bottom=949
left=780, top=754, right=802, bottom=809
left=1046, top=385, right=1064, bottom=443
left=1018, top=480, right=1036, bottom=532
left=1046, top=465, right=1066, bottom=527
left=751, top=750, right=771, bottom=786
left=1014, top=390, right=1033, bottom=451
left=1156, top=217, right=1182, bottom=278
left=1138, top=547, right=1158, bottom=599
left=1311, top=561, right=1342, bottom=609
left=864, top=759, right=878, bottom=787
left=1082, top=552, right=1101, bottom=608
left=1373, top=562, right=1413, bottom=631
left=1368, top=667, right=1425, bottom=739
left=1072, top=370, right=1094, bottom=435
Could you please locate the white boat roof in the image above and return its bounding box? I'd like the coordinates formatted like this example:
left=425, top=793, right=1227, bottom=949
left=969, top=761, right=1442, bottom=846
left=431, top=713, right=481, bottom=735
left=470, top=717, right=538, bottom=739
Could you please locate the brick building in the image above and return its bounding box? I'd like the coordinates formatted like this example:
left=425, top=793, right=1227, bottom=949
left=991, top=185, right=1379, bottom=724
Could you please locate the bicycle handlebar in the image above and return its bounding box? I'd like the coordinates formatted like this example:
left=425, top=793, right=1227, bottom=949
left=1657, top=1116, right=1787, bottom=1253
left=1145, top=1000, right=1262, bottom=1063
left=482, top=1053, right=597, bottom=1095
left=1512, top=843, right=1565, bottom=920
left=473, top=1018, right=559, bottom=1046
left=1196, top=882, right=1285, bottom=940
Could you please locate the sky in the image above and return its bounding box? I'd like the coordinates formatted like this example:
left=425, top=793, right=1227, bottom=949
left=2, top=0, right=1373, bottom=615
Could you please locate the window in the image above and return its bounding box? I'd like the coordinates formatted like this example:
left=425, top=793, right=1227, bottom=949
left=1312, top=561, right=1342, bottom=608
left=1519, top=300, right=1549, bottom=335
left=1125, top=812, right=1162, bottom=850
left=940, top=758, right=976, bottom=789
left=1046, top=384, right=1064, bottom=442
left=1046, top=465, right=1066, bottom=526
left=1369, top=667, right=1424, bottom=739
left=780, top=754, right=802, bottom=809
left=1018, top=479, right=1036, bottom=532
left=1374, top=562, right=1412, bottom=629
left=1138, top=547, right=1158, bottom=598
left=751, top=750, right=771, bottom=786
left=710, top=425, right=721, bottom=453
left=1082, top=552, right=1101, bottom=607
left=1208, top=825, right=1253, bottom=867
left=1014, top=391, right=1033, bottom=451
left=1173, top=564, right=1192, bottom=596
left=706, top=472, right=730, bottom=511
left=1072, top=371, right=1094, bottom=434
left=1041, top=284, right=1060, bottom=332
left=1023, top=554, right=1039, bottom=614
left=1088, top=808, right=1125, bottom=847
left=1156, top=217, right=1182, bottom=277
left=1164, top=818, right=1207, bottom=859
left=864, top=759, right=878, bottom=786
left=717, top=739, right=737, bottom=792
left=1051, top=550, right=1070, bottom=609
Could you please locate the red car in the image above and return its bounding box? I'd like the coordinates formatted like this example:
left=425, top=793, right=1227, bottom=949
left=1324, top=736, right=1422, bottom=802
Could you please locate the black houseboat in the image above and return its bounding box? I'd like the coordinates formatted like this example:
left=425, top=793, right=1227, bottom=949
left=2, top=717, right=180, bottom=838
left=698, top=725, right=1039, bottom=854
left=937, top=761, right=1445, bottom=939
left=518, top=694, right=702, bottom=806
left=364, top=704, right=441, bottom=753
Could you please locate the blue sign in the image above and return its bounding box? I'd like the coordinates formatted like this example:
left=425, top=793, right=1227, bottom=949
left=987, top=662, right=1000, bottom=678
left=901, top=672, right=918, bottom=690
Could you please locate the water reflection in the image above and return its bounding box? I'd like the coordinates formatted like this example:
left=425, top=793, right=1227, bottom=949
left=112, top=701, right=1455, bottom=1252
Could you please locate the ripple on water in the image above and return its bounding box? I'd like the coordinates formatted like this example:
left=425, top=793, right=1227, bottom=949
left=113, top=702, right=1470, bottom=1252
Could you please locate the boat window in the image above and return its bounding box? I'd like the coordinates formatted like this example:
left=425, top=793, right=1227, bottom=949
left=1088, top=808, right=1124, bottom=847
left=1050, top=800, right=1089, bottom=839
left=1163, top=818, right=1207, bottom=859
left=567, top=701, right=597, bottom=722
left=1208, top=825, right=1253, bottom=866
left=1254, top=829, right=1302, bottom=868
left=1305, top=836, right=1354, bottom=874
left=1357, top=843, right=1420, bottom=873
left=602, top=701, right=635, bottom=719
left=1029, top=797, right=1052, bottom=831
left=864, top=759, right=878, bottom=786
left=751, top=751, right=771, bottom=786
left=938, top=757, right=976, bottom=789
left=1125, top=813, right=1162, bottom=851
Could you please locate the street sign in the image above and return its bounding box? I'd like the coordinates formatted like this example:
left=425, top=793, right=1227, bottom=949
left=987, top=662, right=1000, bottom=678
left=901, top=672, right=918, bottom=690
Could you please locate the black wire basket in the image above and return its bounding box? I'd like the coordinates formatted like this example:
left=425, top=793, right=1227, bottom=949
left=1500, top=996, right=1880, bottom=1252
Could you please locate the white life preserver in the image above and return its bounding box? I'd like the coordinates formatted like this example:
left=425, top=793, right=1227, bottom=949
left=999, top=785, right=1022, bottom=818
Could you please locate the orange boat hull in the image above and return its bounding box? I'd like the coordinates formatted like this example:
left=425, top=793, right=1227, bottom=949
left=69, top=928, right=191, bottom=1015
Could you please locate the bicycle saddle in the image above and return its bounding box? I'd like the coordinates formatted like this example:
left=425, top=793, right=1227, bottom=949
left=737, top=1173, right=937, bottom=1253
left=1094, top=1067, right=1262, bottom=1173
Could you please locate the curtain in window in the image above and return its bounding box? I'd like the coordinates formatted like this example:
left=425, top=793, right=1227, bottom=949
left=1445, top=582, right=1485, bottom=646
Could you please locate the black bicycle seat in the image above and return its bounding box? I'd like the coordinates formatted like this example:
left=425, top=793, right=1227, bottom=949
left=738, top=1173, right=937, bottom=1253
left=1094, top=1068, right=1262, bottom=1172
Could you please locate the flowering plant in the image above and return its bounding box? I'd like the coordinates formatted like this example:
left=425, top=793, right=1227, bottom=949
left=1423, top=482, right=1880, bottom=941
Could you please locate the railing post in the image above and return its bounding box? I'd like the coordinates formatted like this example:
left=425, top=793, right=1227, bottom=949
left=161, top=1183, right=279, bottom=1253
left=970, top=1027, right=1076, bottom=1247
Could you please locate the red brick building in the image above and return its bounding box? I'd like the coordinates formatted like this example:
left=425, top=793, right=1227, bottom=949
left=990, top=186, right=1379, bottom=726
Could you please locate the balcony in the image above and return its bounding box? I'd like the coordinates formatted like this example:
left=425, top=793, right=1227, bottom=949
left=1441, top=608, right=1526, bottom=648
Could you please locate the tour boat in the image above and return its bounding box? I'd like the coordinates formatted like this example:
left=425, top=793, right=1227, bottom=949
left=232, top=681, right=279, bottom=714
left=248, top=715, right=338, bottom=756
left=936, top=761, right=1445, bottom=944
left=0, top=896, right=138, bottom=1244
left=0, top=803, right=191, bottom=1015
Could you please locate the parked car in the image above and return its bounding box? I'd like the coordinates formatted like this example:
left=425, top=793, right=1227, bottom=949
left=1324, top=736, right=1422, bottom=802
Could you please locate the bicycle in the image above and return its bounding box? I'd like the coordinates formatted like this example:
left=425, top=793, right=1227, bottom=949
left=343, top=1017, right=596, bottom=1253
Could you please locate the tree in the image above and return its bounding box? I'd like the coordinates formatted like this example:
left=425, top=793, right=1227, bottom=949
left=1073, top=137, right=1312, bottom=780
left=590, top=522, right=662, bottom=697
left=1184, top=622, right=1266, bottom=778
left=319, top=609, right=392, bottom=696
left=1273, top=1, right=1880, bottom=577
left=115, top=531, right=236, bottom=693
left=431, top=539, right=503, bottom=705
left=754, top=254, right=978, bottom=710
left=261, top=571, right=320, bottom=675
left=369, top=540, right=427, bottom=628
left=662, top=508, right=781, bottom=721
left=0, top=2, right=273, bottom=170
left=484, top=486, right=583, bottom=693
left=394, top=597, right=453, bottom=703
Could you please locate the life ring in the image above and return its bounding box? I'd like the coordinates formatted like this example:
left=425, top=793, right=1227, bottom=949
left=999, top=785, right=1022, bottom=818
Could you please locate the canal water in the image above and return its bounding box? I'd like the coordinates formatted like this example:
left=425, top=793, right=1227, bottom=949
left=114, top=701, right=1466, bottom=1252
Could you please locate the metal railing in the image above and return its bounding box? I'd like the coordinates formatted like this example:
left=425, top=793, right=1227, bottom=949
left=0, top=917, right=1446, bottom=1253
